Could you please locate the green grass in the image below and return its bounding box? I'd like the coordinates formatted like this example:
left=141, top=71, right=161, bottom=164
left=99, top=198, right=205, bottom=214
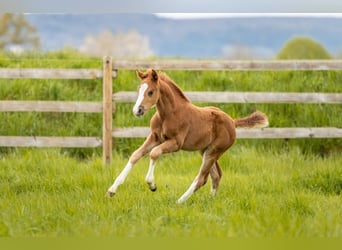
left=0, top=50, right=341, bottom=237
left=0, top=147, right=341, bottom=237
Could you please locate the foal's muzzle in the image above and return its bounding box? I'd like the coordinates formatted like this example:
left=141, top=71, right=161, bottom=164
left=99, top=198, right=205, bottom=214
left=134, top=105, right=145, bottom=117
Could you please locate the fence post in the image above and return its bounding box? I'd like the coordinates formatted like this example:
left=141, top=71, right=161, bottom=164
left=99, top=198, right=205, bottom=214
left=102, top=56, right=113, bottom=165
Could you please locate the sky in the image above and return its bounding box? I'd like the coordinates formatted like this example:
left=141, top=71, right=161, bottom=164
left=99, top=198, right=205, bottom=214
left=155, top=13, right=342, bottom=19
left=1, top=0, right=342, bottom=13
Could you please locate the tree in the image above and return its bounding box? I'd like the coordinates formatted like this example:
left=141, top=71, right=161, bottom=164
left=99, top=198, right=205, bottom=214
left=0, top=14, right=40, bottom=51
left=79, top=29, right=154, bottom=58
left=277, top=36, right=331, bottom=59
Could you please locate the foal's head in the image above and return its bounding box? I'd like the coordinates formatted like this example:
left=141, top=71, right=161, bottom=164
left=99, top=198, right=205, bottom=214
left=133, top=68, right=160, bottom=117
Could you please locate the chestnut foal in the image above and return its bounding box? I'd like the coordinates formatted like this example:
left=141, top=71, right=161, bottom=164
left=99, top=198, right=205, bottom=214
left=106, top=69, right=268, bottom=203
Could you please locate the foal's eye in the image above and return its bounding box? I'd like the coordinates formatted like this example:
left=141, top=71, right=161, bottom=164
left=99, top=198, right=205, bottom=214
left=147, top=90, right=154, bottom=97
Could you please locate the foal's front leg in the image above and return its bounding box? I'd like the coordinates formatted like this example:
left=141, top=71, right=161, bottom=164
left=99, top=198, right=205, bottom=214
left=145, top=158, right=157, bottom=191
left=106, top=134, right=159, bottom=197
left=145, top=138, right=181, bottom=192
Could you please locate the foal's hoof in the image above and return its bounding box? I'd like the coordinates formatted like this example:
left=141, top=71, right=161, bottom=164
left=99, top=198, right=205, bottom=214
left=106, top=191, right=115, bottom=198
left=148, top=184, right=157, bottom=192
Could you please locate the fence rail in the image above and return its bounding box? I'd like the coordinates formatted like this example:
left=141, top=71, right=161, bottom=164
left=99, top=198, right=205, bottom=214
left=1, top=59, right=342, bottom=164
left=112, top=127, right=342, bottom=139
left=0, top=68, right=109, bottom=79
left=0, top=136, right=102, bottom=147
left=113, top=60, right=342, bottom=71
left=114, top=91, right=342, bottom=104
left=0, top=101, right=102, bottom=113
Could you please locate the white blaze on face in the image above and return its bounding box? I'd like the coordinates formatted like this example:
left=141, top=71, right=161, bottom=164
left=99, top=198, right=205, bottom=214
left=133, top=83, right=148, bottom=115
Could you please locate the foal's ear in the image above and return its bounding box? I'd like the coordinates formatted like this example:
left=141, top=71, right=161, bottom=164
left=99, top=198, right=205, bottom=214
left=151, top=69, right=158, bottom=82
left=136, top=70, right=146, bottom=80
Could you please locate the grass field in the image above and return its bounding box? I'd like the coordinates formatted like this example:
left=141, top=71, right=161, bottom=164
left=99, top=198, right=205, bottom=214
left=0, top=51, right=341, bottom=237
left=0, top=146, right=341, bottom=237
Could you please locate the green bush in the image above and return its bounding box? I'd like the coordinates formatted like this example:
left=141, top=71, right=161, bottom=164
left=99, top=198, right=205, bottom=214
left=277, top=36, right=332, bottom=59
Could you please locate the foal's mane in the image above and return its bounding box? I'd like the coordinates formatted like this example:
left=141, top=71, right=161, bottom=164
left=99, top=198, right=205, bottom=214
left=158, top=72, right=190, bottom=102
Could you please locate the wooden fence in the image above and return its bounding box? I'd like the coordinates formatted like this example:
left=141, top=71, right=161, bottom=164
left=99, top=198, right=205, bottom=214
left=112, top=60, right=342, bottom=142
left=1, top=58, right=342, bottom=164
left=0, top=56, right=115, bottom=164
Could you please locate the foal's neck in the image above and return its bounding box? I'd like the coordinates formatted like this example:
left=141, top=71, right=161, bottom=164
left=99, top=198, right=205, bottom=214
left=157, top=79, right=189, bottom=119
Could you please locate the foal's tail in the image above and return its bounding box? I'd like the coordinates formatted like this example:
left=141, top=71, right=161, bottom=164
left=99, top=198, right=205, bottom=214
left=234, top=111, right=269, bottom=128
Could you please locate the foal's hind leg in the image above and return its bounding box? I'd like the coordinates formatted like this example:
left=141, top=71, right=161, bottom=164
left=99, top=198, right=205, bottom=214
left=199, top=150, right=222, bottom=196
left=177, top=151, right=217, bottom=204
left=209, top=162, right=222, bottom=196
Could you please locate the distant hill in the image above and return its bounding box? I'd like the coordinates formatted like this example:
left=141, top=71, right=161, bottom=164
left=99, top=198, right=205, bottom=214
left=25, top=13, right=342, bottom=58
